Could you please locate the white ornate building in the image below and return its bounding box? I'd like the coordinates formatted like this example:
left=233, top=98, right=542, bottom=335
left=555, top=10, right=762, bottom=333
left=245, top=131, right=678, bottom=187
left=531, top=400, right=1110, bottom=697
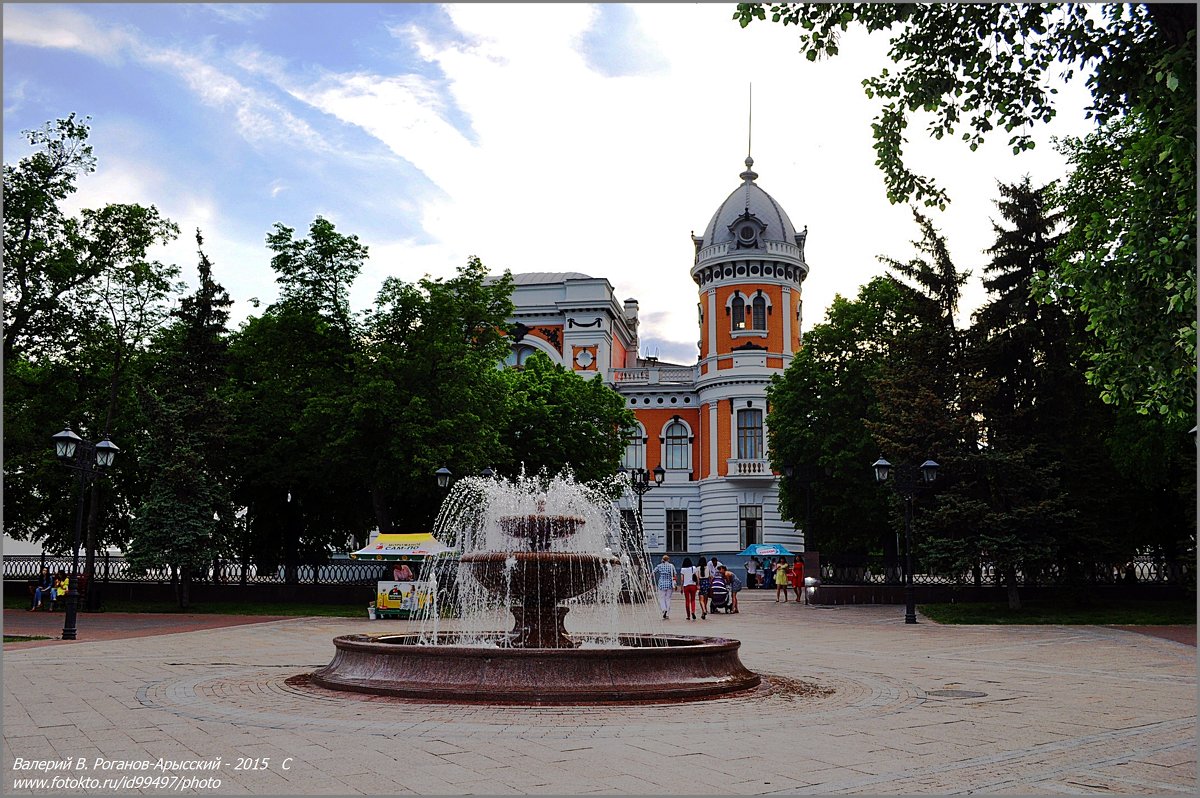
left=501, top=157, right=809, bottom=557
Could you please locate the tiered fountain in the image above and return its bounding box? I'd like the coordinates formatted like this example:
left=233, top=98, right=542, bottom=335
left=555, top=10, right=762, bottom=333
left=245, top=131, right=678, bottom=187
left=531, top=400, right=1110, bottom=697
left=312, top=472, right=760, bottom=704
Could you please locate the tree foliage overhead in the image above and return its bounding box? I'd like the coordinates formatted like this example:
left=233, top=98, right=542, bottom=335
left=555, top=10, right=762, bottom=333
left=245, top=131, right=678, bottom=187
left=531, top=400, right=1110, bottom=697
left=734, top=1, right=1196, bottom=423
left=4, top=114, right=179, bottom=363
left=733, top=3, right=1194, bottom=206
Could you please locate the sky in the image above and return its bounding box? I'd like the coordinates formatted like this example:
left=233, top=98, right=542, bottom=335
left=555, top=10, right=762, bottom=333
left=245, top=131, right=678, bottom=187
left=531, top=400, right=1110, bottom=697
left=3, top=3, right=1097, bottom=365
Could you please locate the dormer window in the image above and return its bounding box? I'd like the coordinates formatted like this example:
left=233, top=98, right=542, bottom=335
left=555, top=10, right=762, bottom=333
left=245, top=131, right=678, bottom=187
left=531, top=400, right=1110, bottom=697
left=728, top=211, right=766, bottom=250
left=737, top=223, right=757, bottom=248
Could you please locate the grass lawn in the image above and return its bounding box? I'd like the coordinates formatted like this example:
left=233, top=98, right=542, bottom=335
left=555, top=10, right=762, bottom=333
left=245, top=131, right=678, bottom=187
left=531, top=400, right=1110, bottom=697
left=4, top=635, right=51, bottom=643
left=3, top=595, right=364, bottom=617
left=921, top=598, right=1196, bottom=625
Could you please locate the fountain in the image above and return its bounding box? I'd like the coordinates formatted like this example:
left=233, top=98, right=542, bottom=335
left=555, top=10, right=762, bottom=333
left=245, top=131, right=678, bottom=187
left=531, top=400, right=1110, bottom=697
left=311, top=471, right=760, bottom=703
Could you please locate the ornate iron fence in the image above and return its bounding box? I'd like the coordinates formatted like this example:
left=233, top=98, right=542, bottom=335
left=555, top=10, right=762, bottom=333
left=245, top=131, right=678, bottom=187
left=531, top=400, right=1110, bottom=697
left=3, top=554, right=393, bottom=586
left=5, top=552, right=1191, bottom=589
left=817, top=554, right=1193, bottom=588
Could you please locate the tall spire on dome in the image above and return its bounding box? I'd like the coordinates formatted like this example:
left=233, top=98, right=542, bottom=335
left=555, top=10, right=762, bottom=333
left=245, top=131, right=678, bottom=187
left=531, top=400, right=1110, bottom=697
left=741, top=83, right=758, bottom=184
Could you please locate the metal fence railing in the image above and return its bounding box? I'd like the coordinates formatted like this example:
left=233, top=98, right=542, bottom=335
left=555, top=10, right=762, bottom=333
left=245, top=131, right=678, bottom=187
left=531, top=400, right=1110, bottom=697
left=3, top=554, right=394, bottom=586
left=5, top=552, right=1191, bottom=589
left=817, top=554, right=1193, bottom=588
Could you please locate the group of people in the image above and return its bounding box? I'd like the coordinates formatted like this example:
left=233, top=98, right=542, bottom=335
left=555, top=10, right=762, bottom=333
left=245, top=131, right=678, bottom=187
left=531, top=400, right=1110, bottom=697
left=28, top=567, right=68, bottom=611
left=748, top=556, right=807, bottom=603
left=651, top=554, right=810, bottom=620
left=651, top=555, right=746, bottom=620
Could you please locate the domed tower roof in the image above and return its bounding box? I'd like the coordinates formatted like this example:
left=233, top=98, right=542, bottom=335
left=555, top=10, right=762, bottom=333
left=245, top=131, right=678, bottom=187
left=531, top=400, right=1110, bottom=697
left=700, top=157, right=798, bottom=248
left=691, top=157, right=808, bottom=280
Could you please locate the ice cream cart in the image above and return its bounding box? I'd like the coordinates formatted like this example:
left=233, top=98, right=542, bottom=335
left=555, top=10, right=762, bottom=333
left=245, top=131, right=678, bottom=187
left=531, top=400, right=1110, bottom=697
left=348, top=532, right=456, bottom=619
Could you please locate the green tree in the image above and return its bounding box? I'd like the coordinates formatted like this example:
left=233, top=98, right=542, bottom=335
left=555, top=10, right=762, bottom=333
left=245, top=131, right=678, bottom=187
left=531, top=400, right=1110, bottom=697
left=226, top=217, right=370, bottom=578
left=497, top=352, right=636, bottom=483
left=1046, top=108, right=1196, bottom=422
left=3, top=114, right=180, bottom=571
left=265, top=216, right=366, bottom=338
left=329, top=258, right=517, bottom=534
left=734, top=2, right=1196, bottom=421
left=126, top=232, right=236, bottom=608
left=3, top=114, right=178, bottom=361
left=767, top=276, right=922, bottom=561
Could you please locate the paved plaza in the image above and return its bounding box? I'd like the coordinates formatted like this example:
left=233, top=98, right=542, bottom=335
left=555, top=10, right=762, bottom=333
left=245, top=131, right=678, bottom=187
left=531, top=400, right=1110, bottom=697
left=3, top=592, right=1196, bottom=795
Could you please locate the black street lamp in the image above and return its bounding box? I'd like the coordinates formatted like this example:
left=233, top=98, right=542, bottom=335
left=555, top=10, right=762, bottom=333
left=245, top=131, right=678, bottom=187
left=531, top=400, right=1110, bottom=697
left=51, top=427, right=119, bottom=640
left=435, top=466, right=498, bottom=489
left=619, top=465, right=665, bottom=549
left=872, top=457, right=939, bottom=624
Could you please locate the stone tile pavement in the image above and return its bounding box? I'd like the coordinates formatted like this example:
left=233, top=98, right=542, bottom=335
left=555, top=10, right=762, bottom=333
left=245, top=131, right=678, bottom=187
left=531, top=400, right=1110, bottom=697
left=3, top=593, right=1195, bottom=795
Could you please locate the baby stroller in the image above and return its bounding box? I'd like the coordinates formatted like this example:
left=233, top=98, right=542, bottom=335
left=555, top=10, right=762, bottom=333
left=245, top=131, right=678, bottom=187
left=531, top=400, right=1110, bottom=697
left=708, top=573, right=730, bottom=613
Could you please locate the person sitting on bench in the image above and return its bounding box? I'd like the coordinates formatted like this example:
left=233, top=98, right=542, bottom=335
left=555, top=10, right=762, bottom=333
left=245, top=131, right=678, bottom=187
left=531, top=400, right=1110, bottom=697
left=29, top=568, right=52, bottom=610
left=35, top=572, right=67, bottom=611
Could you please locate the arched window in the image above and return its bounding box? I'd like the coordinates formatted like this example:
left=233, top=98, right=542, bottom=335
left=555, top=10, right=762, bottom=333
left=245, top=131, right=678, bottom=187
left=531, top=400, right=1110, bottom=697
left=503, top=344, right=538, bottom=369
left=622, top=423, right=646, bottom=470
left=731, top=295, right=746, bottom=331
left=664, top=421, right=691, bottom=470
left=751, top=294, right=767, bottom=330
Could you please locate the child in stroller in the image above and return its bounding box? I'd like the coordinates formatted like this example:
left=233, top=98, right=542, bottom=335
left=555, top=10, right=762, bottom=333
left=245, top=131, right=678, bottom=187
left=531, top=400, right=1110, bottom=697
left=708, top=569, right=730, bottom=613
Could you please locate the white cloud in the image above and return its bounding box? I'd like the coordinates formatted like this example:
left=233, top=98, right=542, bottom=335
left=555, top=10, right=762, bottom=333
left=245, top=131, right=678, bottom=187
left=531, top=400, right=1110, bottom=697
left=2, top=5, right=133, bottom=63
left=6, top=3, right=1098, bottom=353
left=199, top=4, right=271, bottom=25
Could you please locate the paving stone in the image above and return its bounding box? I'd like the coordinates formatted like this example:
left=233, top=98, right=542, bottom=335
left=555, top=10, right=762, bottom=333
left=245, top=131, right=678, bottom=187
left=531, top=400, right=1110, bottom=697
left=2, top=603, right=1195, bottom=795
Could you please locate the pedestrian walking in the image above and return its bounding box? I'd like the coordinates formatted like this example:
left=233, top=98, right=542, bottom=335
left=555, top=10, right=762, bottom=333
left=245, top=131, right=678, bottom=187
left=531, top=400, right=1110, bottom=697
left=652, top=555, right=676, bottom=619
left=696, top=557, right=711, bottom=618
left=678, top=557, right=701, bottom=620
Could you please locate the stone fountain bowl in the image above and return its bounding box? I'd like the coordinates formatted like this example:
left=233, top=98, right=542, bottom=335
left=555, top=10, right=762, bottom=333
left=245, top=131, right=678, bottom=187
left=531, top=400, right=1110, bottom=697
left=460, top=551, right=620, bottom=605
left=310, top=633, right=762, bottom=704
left=497, top=514, right=585, bottom=551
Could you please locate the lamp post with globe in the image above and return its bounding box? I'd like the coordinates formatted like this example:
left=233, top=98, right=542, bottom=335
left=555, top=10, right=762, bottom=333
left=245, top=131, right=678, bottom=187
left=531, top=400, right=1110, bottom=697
left=872, top=457, right=939, bottom=624
left=51, top=427, right=119, bottom=641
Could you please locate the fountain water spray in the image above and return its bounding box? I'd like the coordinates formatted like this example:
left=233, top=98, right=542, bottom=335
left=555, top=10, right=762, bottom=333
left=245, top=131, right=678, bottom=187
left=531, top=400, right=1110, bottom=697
left=311, top=468, right=760, bottom=703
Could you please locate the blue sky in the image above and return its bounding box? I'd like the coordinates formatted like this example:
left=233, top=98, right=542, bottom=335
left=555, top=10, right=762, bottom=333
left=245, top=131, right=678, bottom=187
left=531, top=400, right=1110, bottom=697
left=4, top=3, right=1095, bottom=363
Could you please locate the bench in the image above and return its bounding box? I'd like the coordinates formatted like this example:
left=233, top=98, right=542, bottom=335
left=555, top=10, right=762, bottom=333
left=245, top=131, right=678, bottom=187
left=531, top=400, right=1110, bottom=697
left=35, top=575, right=89, bottom=611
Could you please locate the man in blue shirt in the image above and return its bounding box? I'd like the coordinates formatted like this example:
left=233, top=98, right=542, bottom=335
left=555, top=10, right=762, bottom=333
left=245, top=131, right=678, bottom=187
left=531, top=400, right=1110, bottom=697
left=652, top=555, right=676, bottom=620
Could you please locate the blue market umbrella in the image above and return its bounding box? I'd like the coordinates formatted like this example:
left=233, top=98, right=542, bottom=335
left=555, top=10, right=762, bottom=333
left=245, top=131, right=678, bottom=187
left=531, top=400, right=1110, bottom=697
left=737, top=543, right=795, bottom=558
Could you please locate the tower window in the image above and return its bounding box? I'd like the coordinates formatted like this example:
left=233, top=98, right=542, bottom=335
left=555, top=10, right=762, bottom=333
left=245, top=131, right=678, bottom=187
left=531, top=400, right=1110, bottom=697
left=752, top=295, right=767, bottom=330
left=731, top=295, right=746, bottom=331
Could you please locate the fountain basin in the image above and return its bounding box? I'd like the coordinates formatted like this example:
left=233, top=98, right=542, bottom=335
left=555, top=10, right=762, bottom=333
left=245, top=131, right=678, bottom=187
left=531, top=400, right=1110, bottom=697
left=311, top=633, right=761, bottom=704
left=461, top=551, right=620, bottom=603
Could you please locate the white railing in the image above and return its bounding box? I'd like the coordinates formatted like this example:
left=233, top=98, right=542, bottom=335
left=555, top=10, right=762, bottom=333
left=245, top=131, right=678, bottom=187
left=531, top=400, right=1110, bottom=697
left=695, top=240, right=803, bottom=265
left=726, top=458, right=774, bottom=477
left=611, top=367, right=698, bottom=385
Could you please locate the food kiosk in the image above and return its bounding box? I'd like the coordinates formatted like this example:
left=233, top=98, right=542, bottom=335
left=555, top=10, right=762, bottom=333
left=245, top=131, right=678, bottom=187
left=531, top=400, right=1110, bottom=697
left=348, top=533, right=456, bottom=619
